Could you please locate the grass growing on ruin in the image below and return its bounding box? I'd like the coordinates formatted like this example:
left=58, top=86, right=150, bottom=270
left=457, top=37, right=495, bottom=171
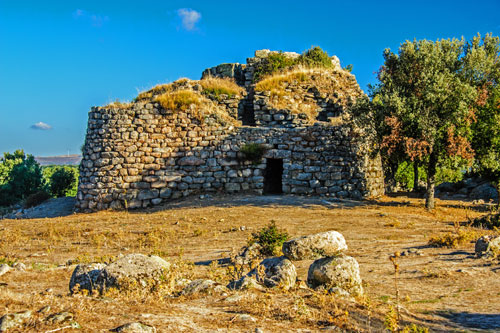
left=200, top=77, right=243, bottom=101
left=155, top=90, right=202, bottom=111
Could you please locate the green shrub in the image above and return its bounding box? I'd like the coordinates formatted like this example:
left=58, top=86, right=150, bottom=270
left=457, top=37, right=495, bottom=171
left=25, top=190, right=51, bottom=208
left=298, top=46, right=333, bottom=69
left=49, top=167, right=77, bottom=197
left=240, top=143, right=267, bottom=164
left=249, top=221, right=289, bottom=256
left=0, top=150, right=44, bottom=206
left=253, top=46, right=333, bottom=82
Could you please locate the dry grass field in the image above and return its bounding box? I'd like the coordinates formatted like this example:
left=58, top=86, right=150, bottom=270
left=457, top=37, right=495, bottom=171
left=0, top=194, right=499, bottom=332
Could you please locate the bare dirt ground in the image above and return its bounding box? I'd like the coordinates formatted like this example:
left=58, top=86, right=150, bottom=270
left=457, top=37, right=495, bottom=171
left=0, top=194, right=499, bottom=332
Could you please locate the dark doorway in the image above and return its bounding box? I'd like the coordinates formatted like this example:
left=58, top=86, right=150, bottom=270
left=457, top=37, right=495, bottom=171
left=264, top=158, right=283, bottom=194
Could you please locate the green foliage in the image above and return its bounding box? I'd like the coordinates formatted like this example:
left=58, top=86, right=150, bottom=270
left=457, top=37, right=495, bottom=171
left=0, top=150, right=45, bottom=206
left=48, top=166, right=78, bottom=197
left=395, top=161, right=464, bottom=190
left=352, top=35, right=499, bottom=209
left=470, top=36, right=500, bottom=193
left=240, top=143, right=267, bottom=164
left=299, top=46, right=333, bottom=69
left=249, top=221, right=289, bottom=256
left=25, top=190, right=51, bottom=208
left=253, top=46, right=333, bottom=82
left=344, top=64, right=353, bottom=72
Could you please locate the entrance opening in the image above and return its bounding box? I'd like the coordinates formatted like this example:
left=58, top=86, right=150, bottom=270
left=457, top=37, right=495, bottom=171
left=264, top=158, right=283, bottom=194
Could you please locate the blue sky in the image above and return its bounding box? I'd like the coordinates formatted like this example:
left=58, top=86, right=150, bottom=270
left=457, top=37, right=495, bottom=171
left=1, top=1, right=499, bottom=156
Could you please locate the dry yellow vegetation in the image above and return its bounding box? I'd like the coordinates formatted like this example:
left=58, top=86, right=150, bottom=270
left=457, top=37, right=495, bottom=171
left=0, top=195, right=498, bottom=331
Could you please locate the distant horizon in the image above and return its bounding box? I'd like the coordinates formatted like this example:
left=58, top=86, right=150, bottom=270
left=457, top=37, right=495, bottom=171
left=1, top=0, right=499, bottom=156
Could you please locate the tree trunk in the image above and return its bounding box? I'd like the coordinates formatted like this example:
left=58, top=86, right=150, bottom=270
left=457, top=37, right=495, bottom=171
left=413, top=162, right=419, bottom=192
left=425, top=153, right=437, bottom=211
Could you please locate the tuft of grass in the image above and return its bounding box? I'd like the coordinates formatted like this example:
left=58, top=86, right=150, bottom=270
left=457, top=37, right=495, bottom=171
left=239, top=143, right=267, bottom=165
left=200, top=78, right=243, bottom=101
left=105, top=99, right=132, bottom=109
left=255, top=71, right=308, bottom=92
left=155, top=90, right=202, bottom=112
left=428, top=222, right=480, bottom=248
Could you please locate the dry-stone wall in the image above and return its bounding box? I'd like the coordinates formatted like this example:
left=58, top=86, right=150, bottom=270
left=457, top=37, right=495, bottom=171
left=76, top=50, right=384, bottom=212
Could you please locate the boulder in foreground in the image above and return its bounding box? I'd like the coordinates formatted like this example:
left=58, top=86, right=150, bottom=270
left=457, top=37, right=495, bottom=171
left=282, top=231, right=347, bottom=260
left=307, top=254, right=363, bottom=296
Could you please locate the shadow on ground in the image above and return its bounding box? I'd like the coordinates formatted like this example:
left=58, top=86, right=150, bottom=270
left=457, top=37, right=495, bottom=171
left=436, top=310, right=500, bottom=330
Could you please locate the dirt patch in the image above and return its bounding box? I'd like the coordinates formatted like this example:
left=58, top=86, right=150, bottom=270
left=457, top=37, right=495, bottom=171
left=0, top=194, right=499, bottom=331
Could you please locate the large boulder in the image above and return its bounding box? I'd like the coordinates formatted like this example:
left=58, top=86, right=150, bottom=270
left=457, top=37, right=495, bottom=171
left=69, top=263, right=106, bottom=294
left=307, top=254, right=363, bottom=296
left=470, top=183, right=499, bottom=200
left=282, top=231, right=347, bottom=260
left=248, top=256, right=297, bottom=290
left=96, top=254, right=170, bottom=291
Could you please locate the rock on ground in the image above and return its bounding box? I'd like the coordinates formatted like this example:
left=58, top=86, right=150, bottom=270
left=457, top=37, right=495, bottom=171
left=0, top=310, right=32, bottom=332
left=181, top=279, right=228, bottom=295
left=69, top=263, right=107, bottom=293
left=307, top=254, right=363, bottom=296
left=475, top=235, right=500, bottom=256
left=249, top=256, right=297, bottom=290
left=234, top=242, right=262, bottom=266
left=227, top=275, right=265, bottom=291
left=282, top=231, right=347, bottom=260
left=110, top=322, right=156, bottom=332
left=470, top=183, right=499, bottom=200
left=0, top=264, right=10, bottom=277
left=96, top=254, right=170, bottom=291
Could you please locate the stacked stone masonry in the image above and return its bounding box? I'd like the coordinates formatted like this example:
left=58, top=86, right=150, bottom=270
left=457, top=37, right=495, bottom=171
left=76, top=50, right=384, bottom=211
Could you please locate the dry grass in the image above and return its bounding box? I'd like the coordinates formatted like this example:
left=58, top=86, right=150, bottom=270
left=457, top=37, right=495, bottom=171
left=0, top=195, right=499, bottom=331
left=104, top=100, right=133, bottom=109
left=199, top=77, right=243, bottom=100
left=428, top=222, right=483, bottom=248
left=155, top=90, right=202, bottom=112
left=254, top=67, right=362, bottom=123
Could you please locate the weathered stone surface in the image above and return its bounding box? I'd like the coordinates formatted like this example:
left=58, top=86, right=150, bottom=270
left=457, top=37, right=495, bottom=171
left=234, top=242, right=262, bottom=266
left=307, top=254, right=363, bottom=296
left=69, top=263, right=107, bottom=293
left=470, top=183, right=499, bottom=200
left=178, top=156, right=204, bottom=166
left=111, top=322, right=156, bottom=333
left=227, top=276, right=265, bottom=291
left=475, top=235, right=500, bottom=256
left=75, top=49, right=385, bottom=213
left=0, top=310, right=32, bottom=332
left=181, top=279, right=227, bottom=295
left=96, top=254, right=170, bottom=291
left=283, top=231, right=347, bottom=260
left=248, top=256, right=297, bottom=290
left=0, top=264, right=10, bottom=277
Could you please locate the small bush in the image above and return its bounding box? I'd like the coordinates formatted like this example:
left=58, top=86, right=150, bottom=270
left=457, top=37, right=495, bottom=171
left=253, top=46, right=333, bottom=82
left=249, top=221, right=289, bottom=256
left=240, top=143, right=267, bottom=164
left=25, top=190, right=51, bottom=208
left=299, top=46, right=333, bottom=69
left=200, top=78, right=243, bottom=101
left=428, top=227, right=479, bottom=248
left=472, top=213, right=500, bottom=229
left=155, top=90, right=202, bottom=111
left=50, top=167, right=77, bottom=197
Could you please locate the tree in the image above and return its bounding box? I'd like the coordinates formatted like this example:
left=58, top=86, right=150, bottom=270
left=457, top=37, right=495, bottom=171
left=365, top=37, right=490, bottom=210
left=0, top=150, right=45, bottom=206
left=49, top=167, right=77, bottom=197
left=469, top=35, right=500, bottom=206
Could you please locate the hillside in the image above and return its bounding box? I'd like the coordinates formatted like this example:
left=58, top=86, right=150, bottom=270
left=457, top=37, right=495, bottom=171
left=35, top=154, right=82, bottom=166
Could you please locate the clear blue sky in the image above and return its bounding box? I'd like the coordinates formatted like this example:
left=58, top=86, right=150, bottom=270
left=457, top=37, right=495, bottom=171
left=1, top=1, right=499, bottom=156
